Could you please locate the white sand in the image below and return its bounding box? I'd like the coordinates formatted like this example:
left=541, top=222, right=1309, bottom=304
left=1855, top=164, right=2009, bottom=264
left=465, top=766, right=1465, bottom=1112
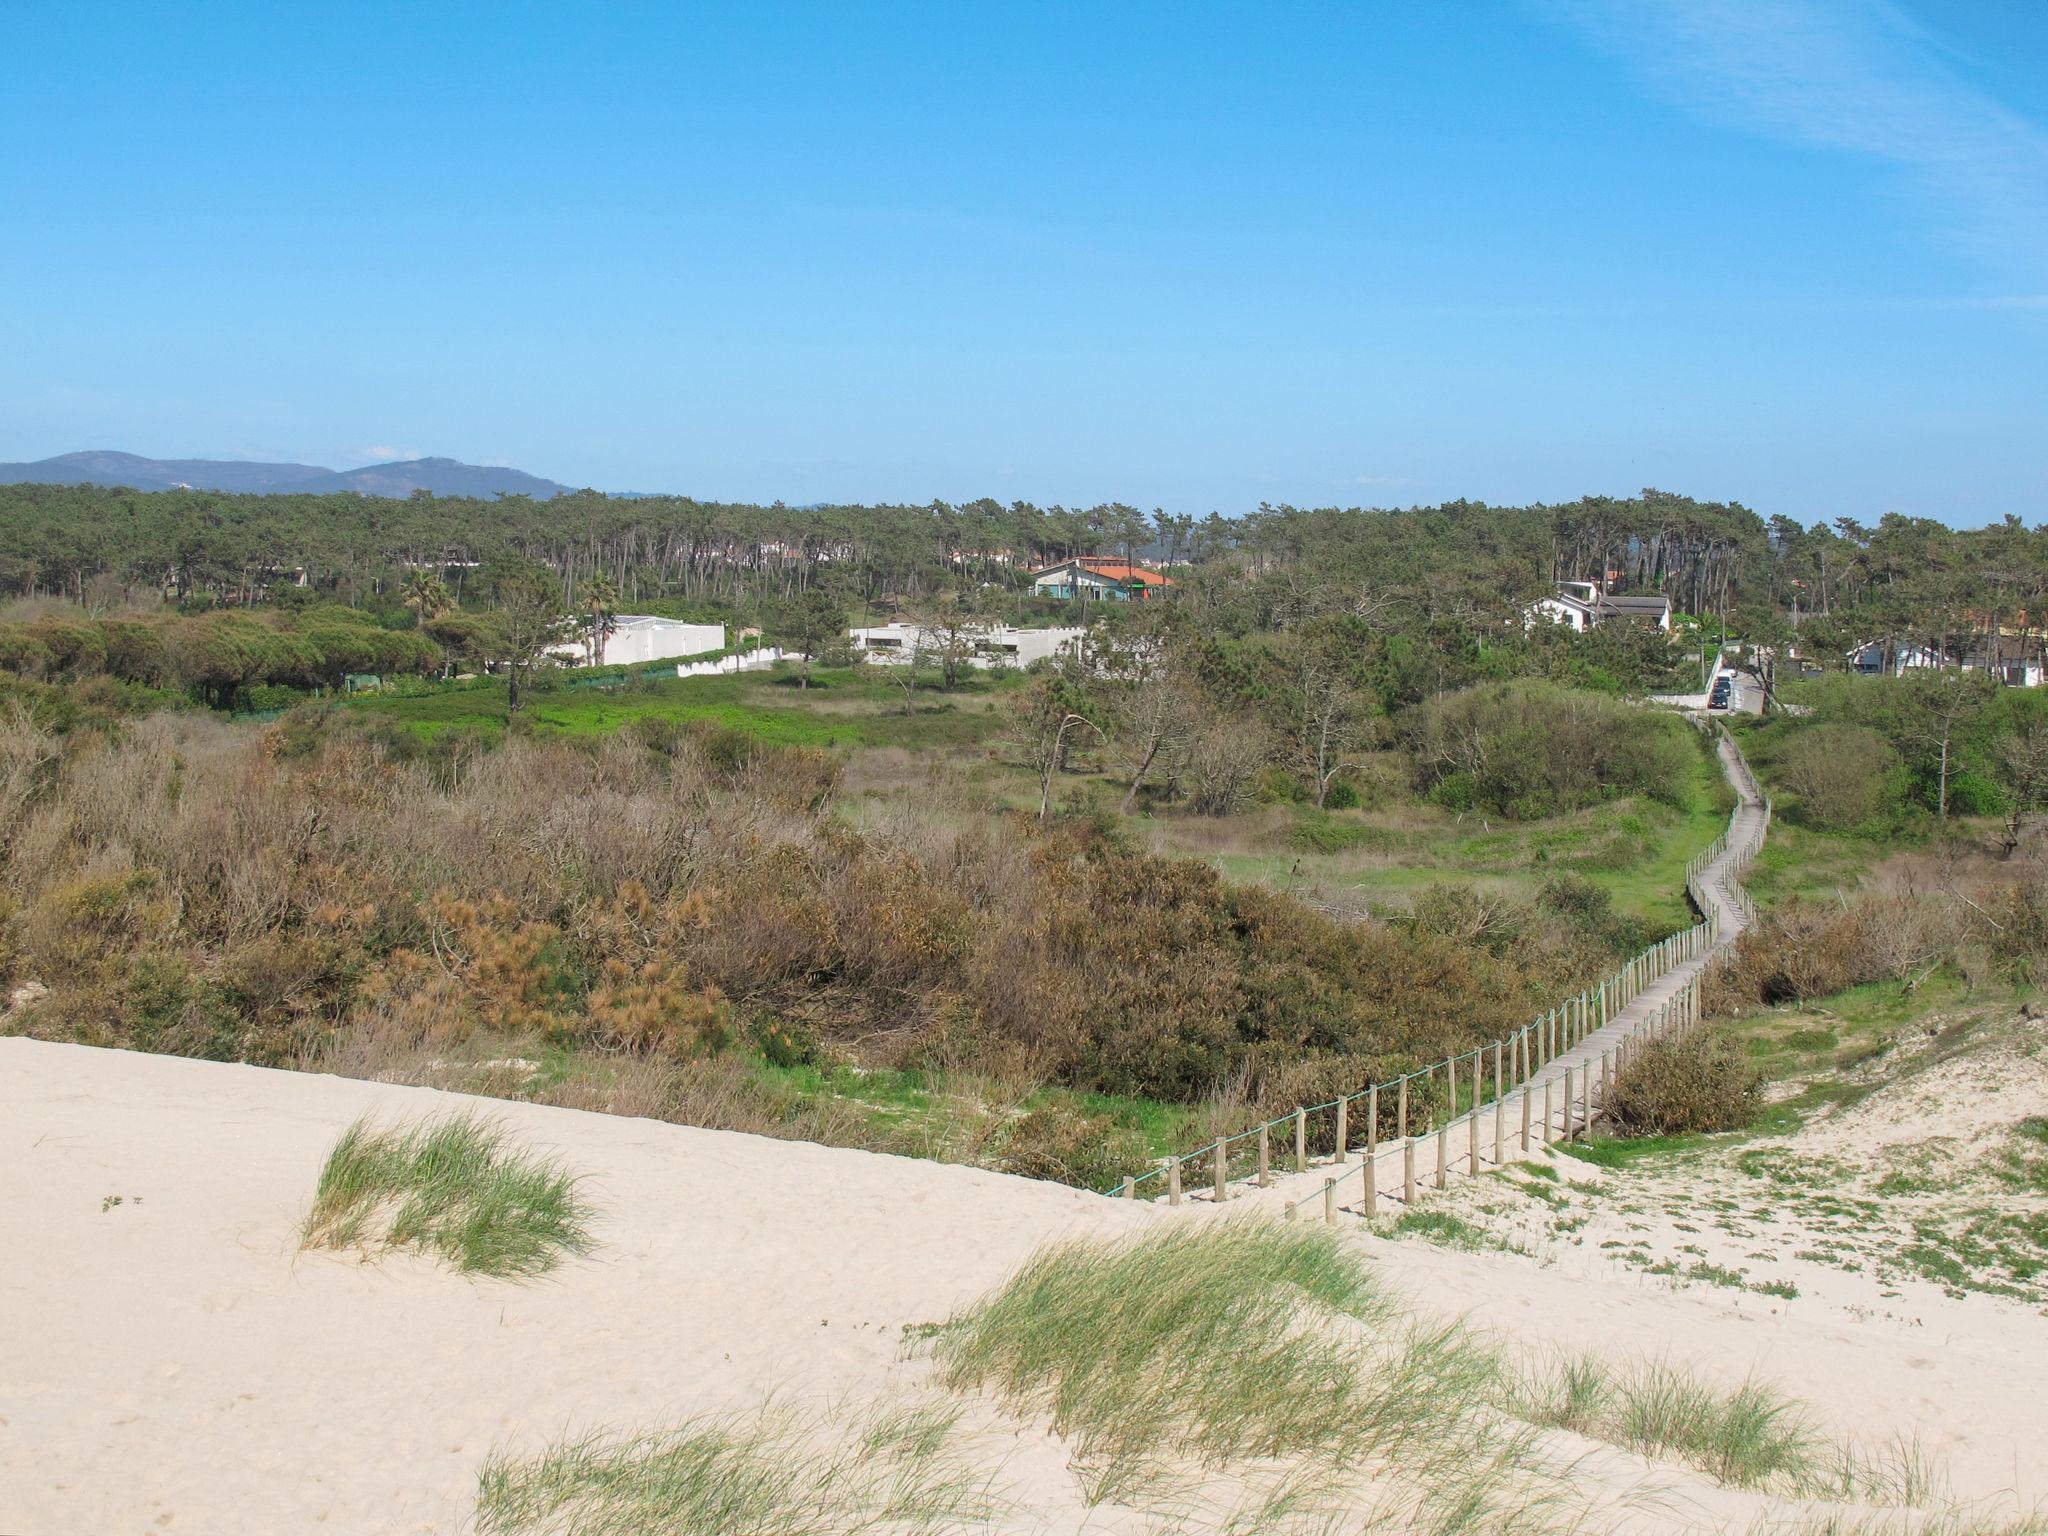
left=7, top=1036, right=2045, bottom=1533
left=0, top=1039, right=1149, bottom=1533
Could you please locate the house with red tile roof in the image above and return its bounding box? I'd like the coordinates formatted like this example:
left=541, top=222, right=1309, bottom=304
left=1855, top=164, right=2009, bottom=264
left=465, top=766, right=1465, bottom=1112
left=1028, top=557, right=1174, bottom=601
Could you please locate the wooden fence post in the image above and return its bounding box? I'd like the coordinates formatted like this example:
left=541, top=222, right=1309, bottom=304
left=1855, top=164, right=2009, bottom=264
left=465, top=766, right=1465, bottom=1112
left=1168, top=1159, right=1182, bottom=1207
left=1294, top=1106, right=1307, bottom=1173
left=1335, top=1095, right=1349, bottom=1164
left=1520, top=1082, right=1532, bottom=1152
left=1368, top=1084, right=1379, bottom=1163
left=1258, top=1124, right=1271, bottom=1188
left=1543, top=1078, right=1554, bottom=1145
left=1403, top=1136, right=1416, bottom=1204
left=1324, top=1177, right=1337, bottom=1225
left=1214, top=1138, right=1228, bottom=1201
left=1469, top=1055, right=1482, bottom=1173
left=1397, top=1077, right=1409, bottom=1143
left=1436, top=1124, right=1449, bottom=1188
left=1492, top=1042, right=1505, bottom=1165
left=1120, top=1177, right=1134, bottom=1200
left=1600, top=1049, right=1612, bottom=1122
left=1363, top=1146, right=1377, bottom=1217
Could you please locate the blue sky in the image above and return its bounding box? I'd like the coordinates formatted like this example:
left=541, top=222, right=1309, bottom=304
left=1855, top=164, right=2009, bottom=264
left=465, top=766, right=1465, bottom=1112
left=3, top=1, right=2044, bottom=524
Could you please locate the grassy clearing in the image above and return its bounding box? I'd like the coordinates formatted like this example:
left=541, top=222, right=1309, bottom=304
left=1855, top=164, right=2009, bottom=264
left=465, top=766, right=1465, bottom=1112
left=300, top=1114, right=593, bottom=1278
left=473, top=1399, right=997, bottom=1536
left=1160, top=734, right=1733, bottom=932
left=348, top=665, right=1019, bottom=751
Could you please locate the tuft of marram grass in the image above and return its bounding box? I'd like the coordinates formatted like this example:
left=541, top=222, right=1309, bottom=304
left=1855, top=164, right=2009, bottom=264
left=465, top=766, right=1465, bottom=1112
left=927, top=1220, right=1570, bottom=1528
left=1519, top=1353, right=1945, bottom=1505
left=300, top=1113, right=593, bottom=1278
left=1747, top=1514, right=2048, bottom=1536
left=473, top=1399, right=998, bottom=1536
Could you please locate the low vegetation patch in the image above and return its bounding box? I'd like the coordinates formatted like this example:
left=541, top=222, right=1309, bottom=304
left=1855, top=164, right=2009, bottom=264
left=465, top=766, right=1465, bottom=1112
left=473, top=1400, right=996, bottom=1536
left=1603, top=1027, right=1761, bottom=1136
left=927, top=1221, right=1535, bottom=1516
left=300, top=1114, right=593, bottom=1278
left=1519, top=1355, right=1936, bottom=1502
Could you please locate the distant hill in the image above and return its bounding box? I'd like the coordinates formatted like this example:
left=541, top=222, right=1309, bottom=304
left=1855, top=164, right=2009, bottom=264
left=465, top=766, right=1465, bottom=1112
left=0, top=450, right=574, bottom=500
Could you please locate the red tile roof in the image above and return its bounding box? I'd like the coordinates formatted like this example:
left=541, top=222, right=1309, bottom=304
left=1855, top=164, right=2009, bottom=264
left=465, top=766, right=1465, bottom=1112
left=1031, top=557, right=1174, bottom=586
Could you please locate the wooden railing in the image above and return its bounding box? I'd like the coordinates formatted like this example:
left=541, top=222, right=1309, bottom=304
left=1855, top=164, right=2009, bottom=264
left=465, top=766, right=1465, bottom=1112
left=1106, top=726, right=1770, bottom=1213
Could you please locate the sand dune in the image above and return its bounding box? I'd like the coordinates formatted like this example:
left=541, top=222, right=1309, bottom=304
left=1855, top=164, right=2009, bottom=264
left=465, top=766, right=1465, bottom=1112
left=0, top=1039, right=1147, bottom=1533
left=5, top=1036, right=2043, bottom=1533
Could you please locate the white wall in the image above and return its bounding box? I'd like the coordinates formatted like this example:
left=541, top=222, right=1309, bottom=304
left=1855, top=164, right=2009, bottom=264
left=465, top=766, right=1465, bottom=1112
left=599, top=619, right=725, bottom=667
left=848, top=623, right=1083, bottom=669
left=676, top=646, right=782, bottom=678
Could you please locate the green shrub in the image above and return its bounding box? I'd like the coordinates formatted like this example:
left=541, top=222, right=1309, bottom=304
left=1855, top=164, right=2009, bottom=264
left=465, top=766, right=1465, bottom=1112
left=1288, top=813, right=1372, bottom=854
left=1774, top=723, right=1893, bottom=830
left=994, top=1103, right=1152, bottom=1190
left=1603, top=1028, right=1760, bottom=1136
left=751, top=1014, right=820, bottom=1068
left=1410, top=680, right=1696, bottom=819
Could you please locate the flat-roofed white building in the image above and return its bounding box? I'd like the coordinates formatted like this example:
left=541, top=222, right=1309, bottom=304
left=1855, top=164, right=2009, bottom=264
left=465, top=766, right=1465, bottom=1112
left=848, top=622, right=1083, bottom=669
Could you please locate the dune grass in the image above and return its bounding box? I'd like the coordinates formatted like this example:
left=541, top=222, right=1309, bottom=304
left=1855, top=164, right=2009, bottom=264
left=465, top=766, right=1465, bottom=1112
left=1518, top=1354, right=1944, bottom=1504
left=1749, top=1515, right=2048, bottom=1536
left=300, top=1113, right=593, bottom=1278
left=926, top=1221, right=1569, bottom=1527
left=473, top=1399, right=997, bottom=1536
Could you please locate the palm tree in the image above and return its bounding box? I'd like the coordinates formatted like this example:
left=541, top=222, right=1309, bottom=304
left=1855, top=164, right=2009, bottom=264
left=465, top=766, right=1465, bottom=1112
left=583, top=573, right=621, bottom=667
left=401, top=570, right=452, bottom=620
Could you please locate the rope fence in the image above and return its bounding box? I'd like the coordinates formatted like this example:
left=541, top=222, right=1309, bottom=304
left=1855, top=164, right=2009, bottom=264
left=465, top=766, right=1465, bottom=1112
left=1108, top=724, right=1772, bottom=1215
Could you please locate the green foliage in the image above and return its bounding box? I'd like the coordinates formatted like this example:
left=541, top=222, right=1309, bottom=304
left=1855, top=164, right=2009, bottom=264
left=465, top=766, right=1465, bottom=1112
left=1520, top=1357, right=1823, bottom=1491
left=0, top=603, right=441, bottom=706
left=1772, top=723, right=1896, bottom=830
left=929, top=1222, right=1514, bottom=1509
left=1410, top=680, right=1698, bottom=819
left=994, top=1102, right=1153, bottom=1190
left=473, top=1400, right=994, bottom=1536
left=299, top=1114, right=594, bottom=1278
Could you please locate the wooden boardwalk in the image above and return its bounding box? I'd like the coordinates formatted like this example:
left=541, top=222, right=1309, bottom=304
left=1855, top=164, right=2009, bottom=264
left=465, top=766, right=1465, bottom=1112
left=1193, top=728, right=1770, bottom=1222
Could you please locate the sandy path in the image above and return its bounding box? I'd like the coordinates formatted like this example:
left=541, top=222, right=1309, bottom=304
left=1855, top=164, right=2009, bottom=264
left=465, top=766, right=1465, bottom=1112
left=0, top=1039, right=1151, bottom=1534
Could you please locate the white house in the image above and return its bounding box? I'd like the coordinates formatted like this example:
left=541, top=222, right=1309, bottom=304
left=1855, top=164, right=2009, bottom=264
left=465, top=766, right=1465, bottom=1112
left=1524, top=581, right=1672, bottom=633
left=1028, top=558, right=1173, bottom=602
left=1960, top=648, right=2046, bottom=688
left=555, top=616, right=726, bottom=668
left=848, top=622, right=1085, bottom=669
left=1845, top=640, right=1948, bottom=677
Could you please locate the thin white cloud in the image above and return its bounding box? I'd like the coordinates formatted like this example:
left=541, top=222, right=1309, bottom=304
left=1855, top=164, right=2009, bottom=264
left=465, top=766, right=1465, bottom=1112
left=1547, top=0, right=2048, bottom=283
left=360, top=445, right=420, bottom=463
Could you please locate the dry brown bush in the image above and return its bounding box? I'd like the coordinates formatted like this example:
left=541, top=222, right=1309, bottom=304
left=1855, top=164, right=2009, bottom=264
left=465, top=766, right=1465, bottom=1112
left=2, top=709, right=1634, bottom=1136
left=1604, top=1027, right=1760, bottom=1135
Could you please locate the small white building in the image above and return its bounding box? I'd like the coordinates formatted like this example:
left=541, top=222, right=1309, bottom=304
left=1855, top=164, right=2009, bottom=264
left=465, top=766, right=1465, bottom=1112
left=848, top=622, right=1084, bottom=669
left=1960, top=649, right=2045, bottom=688
left=1846, top=640, right=1948, bottom=677
left=1524, top=582, right=1672, bottom=633
left=556, top=616, right=726, bottom=668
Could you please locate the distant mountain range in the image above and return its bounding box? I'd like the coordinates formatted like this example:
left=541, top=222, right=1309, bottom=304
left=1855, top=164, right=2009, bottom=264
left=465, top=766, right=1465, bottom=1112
left=0, top=450, right=575, bottom=500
